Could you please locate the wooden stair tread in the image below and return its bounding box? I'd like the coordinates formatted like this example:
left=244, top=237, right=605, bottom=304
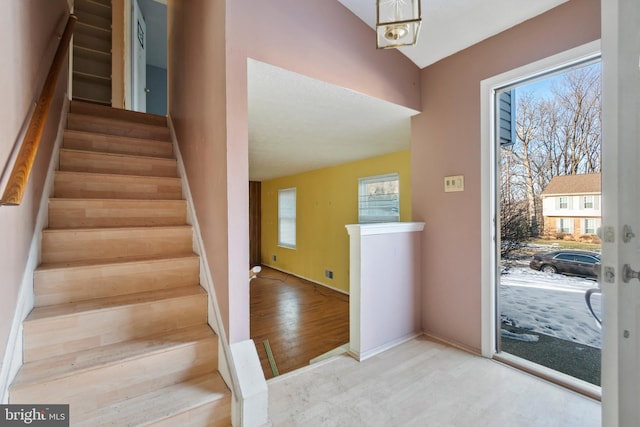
left=54, top=170, right=181, bottom=182
left=53, top=170, right=183, bottom=200
left=41, top=223, right=192, bottom=234
left=48, top=197, right=187, bottom=229
left=59, top=147, right=177, bottom=163
left=41, top=224, right=192, bottom=234
left=49, top=196, right=186, bottom=202
left=63, top=129, right=174, bottom=158
left=64, top=128, right=172, bottom=145
left=67, top=113, right=170, bottom=141
left=75, top=20, right=111, bottom=38
left=48, top=197, right=186, bottom=206
left=73, top=45, right=111, bottom=61
left=36, top=253, right=199, bottom=271
left=25, top=285, right=206, bottom=322
left=34, top=254, right=200, bottom=307
left=40, top=225, right=193, bottom=264
left=12, top=325, right=215, bottom=388
left=70, top=100, right=167, bottom=126
left=74, top=374, right=230, bottom=427
left=71, top=95, right=111, bottom=106
left=67, top=112, right=168, bottom=129
left=59, top=148, right=178, bottom=178
left=73, top=70, right=111, bottom=84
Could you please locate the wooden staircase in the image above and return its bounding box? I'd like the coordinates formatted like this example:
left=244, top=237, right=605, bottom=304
left=8, top=101, right=231, bottom=426
left=72, top=0, right=113, bottom=105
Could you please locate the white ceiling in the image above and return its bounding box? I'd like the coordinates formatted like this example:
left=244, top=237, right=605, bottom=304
left=248, top=60, right=418, bottom=181
left=249, top=0, right=568, bottom=181
left=337, top=0, right=568, bottom=68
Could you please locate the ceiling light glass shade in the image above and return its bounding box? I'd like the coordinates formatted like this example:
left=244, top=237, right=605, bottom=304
left=376, top=0, right=422, bottom=49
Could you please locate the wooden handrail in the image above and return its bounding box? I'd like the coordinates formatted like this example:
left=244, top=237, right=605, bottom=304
left=0, top=14, right=77, bottom=206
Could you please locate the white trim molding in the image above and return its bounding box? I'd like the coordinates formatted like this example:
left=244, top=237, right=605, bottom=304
left=348, top=221, right=425, bottom=236
left=167, top=116, right=268, bottom=427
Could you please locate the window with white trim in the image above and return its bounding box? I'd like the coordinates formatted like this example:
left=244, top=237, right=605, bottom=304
left=557, top=218, right=573, bottom=233
left=583, top=218, right=597, bottom=234
left=559, top=196, right=568, bottom=209
left=583, top=195, right=594, bottom=209
left=278, top=188, right=296, bottom=248
left=358, top=173, right=400, bottom=224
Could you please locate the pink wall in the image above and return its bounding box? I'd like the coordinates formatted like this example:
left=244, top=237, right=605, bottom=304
left=168, top=0, right=420, bottom=343
left=167, top=0, right=232, bottom=338
left=411, top=0, right=601, bottom=351
left=0, top=0, right=69, bottom=360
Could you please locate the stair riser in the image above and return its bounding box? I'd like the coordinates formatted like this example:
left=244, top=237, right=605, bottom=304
left=35, top=257, right=199, bottom=306
left=41, top=227, right=193, bottom=264
left=63, top=131, right=174, bottom=158
left=11, top=338, right=217, bottom=417
left=149, top=399, right=232, bottom=427
left=67, top=114, right=170, bottom=141
left=70, top=101, right=167, bottom=127
left=59, top=150, right=178, bottom=177
left=54, top=172, right=183, bottom=200
left=23, top=293, right=208, bottom=362
left=48, top=199, right=187, bottom=229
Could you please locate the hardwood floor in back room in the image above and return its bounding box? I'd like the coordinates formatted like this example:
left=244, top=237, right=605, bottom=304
left=250, top=266, right=349, bottom=379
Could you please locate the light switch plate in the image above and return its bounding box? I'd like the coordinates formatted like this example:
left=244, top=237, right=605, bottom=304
left=444, top=175, right=464, bottom=192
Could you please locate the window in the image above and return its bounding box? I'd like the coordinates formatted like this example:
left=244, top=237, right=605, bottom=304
left=583, top=218, right=597, bottom=234
left=358, top=173, right=400, bottom=224
left=278, top=188, right=296, bottom=248
left=559, top=196, right=568, bottom=209
left=557, top=218, right=573, bottom=233
left=555, top=253, right=574, bottom=261
left=575, top=254, right=599, bottom=265
left=583, top=195, right=594, bottom=209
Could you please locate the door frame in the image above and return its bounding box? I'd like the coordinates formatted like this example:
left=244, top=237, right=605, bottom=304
left=479, top=40, right=601, bottom=357
left=131, top=0, right=146, bottom=112
left=600, top=0, right=639, bottom=424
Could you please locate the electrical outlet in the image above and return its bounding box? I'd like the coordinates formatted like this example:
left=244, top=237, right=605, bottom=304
left=272, top=255, right=277, bottom=262
left=325, top=269, right=333, bottom=279
left=444, top=175, right=464, bottom=192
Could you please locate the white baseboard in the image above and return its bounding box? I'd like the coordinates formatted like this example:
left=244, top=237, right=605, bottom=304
left=0, top=97, right=69, bottom=403
left=348, top=332, right=420, bottom=362
left=422, top=331, right=482, bottom=356
left=260, top=264, right=350, bottom=296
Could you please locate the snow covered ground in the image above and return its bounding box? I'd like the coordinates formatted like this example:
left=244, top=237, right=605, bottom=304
left=500, top=264, right=602, bottom=348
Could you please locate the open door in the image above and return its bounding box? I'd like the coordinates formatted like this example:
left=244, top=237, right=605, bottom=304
left=601, top=0, right=640, bottom=425
left=131, top=0, right=146, bottom=112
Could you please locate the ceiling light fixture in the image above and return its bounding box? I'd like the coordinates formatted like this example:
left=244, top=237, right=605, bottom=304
left=376, top=0, right=421, bottom=49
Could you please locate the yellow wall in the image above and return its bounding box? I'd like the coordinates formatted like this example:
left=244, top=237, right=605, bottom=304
left=261, top=150, right=411, bottom=293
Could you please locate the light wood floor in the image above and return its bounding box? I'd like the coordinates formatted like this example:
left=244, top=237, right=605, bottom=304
left=250, top=266, right=349, bottom=379
left=267, top=335, right=601, bottom=427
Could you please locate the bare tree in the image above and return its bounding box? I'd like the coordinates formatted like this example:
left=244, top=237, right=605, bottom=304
left=500, top=63, right=602, bottom=240
left=551, top=66, right=602, bottom=175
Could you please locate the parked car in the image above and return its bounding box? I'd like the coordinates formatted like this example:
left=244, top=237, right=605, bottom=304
left=529, top=250, right=601, bottom=278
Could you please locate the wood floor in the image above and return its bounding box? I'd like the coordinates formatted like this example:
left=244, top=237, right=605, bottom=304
left=268, top=335, right=601, bottom=427
left=250, top=267, right=349, bottom=379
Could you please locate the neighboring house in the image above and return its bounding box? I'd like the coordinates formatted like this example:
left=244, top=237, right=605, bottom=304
left=541, top=173, right=601, bottom=240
